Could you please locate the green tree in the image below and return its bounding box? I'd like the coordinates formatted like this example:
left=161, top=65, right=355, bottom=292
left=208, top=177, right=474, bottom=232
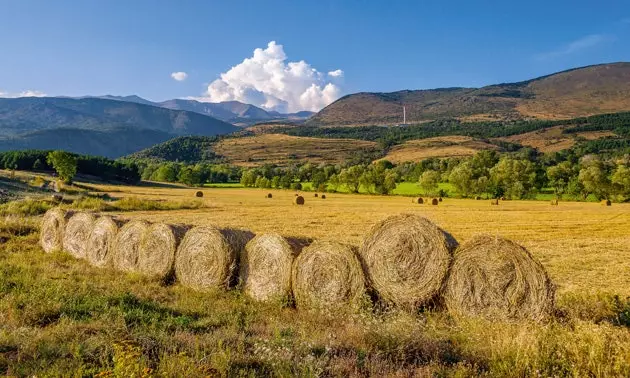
left=489, top=157, right=537, bottom=199
left=271, top=176, right=281, bottom=188
left=611, top=164, right=630, bottom=197
left=153, top=163, right=179, bottom=182
left=448, top=161, right=475, bottom=197
left=546, top=161, right=574, bottom=197
left=327, top=174, right=340, bottom=192
left=339, top=165, right=364, bottom=193
left=240, top=169, right=257, bottom=187
left=579, top=165, right=611, bottom=200
left=46, top=151, right=78, bottom=184
left=419, top=170, right=440, bottom=196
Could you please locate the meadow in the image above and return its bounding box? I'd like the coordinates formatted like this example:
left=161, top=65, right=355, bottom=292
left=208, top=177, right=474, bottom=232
left=1, top=176, right=629, bottom=376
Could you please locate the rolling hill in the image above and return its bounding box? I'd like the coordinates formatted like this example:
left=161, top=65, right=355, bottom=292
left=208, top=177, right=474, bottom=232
left=309, top=63, right=630, bottom=126
left=0, top=97, right=239, bottom=157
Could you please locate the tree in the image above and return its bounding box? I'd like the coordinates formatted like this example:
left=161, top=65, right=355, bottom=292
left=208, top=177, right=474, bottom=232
left=312, top=172, right=327, bottom=191
left=611, top=164, right=630, bottom=197
left=240, top=169, right=257, bottom=187
left=546, top=161, right=574, bottom=197
left=339, top=165, right=364, bottom=193
left=327, top=174, right=340, bottom=192
left=419, top=170, right=440, bottom=196
left=579, top=165, right=611, bottom=200
left=448, top=161, right=475, bottom=197
left=489, top=157, right=537, bottom=199
left=46, top=151, right=78, bottom=184
left=153, top=163, right=179, bottom=182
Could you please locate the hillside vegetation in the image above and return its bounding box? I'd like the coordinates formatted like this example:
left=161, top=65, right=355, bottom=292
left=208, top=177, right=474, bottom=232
left=309, top=63, right=630, bottom=126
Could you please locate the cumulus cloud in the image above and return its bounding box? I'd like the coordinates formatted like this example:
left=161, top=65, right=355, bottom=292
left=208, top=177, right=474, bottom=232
left=197, top=41, right=343, bottom=113
left=0, top=90, right=47, bottom=98
left=171, top=71, right=188, bottom=81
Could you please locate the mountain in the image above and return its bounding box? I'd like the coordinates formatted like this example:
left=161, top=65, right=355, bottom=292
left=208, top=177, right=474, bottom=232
left=88, top=95, right=314, bottom=126
left=0, top=97, right=239, bottom=157
left=309, top=63, right=630, bottom=126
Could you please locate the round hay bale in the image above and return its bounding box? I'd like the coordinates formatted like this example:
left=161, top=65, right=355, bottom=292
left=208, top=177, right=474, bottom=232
left=86, top=216, right=125, bottom=268
left=359, top=214, right=457, bottom=309
left=601, top=199, right=611, bottom=206
left=40, top=208, right=74, bottom=253
left=195, top=191, right=204, bottom=198
left=292, top=240, right=366, bottom=310
left=413, top=197, right=424, bottom=204
left=431, top=198, right=439, bottom=205
left=490, top=199, right=499, bottom=205
left=137, top=223, right=188, bottom=280
left=500, top=196, right=506, bottom=201
left=444, top=235, right=555, bottom=321
left=438, top=197, right=443, bottom=202
left=266, top=193, right=273, bottom=198
left=550, top=199, right=559, bottom=206
left=175, top=226, right=253, bottom=291
left=475, top=196, right=481, bottom=200
left=240, top=233, right=303, bottom=302
left=63, top=212, right=97, bottom=259
left=294, top=195, right=305, bottom=205
left=321, top=194, right=326, bottom=199
left=112, top=220, right=150, bottom=273
left=314, top=193, right=318, bottom=197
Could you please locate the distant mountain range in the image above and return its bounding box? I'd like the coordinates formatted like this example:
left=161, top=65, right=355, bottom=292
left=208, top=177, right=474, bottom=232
left=92, top=96, right=315, bottom=126
left=0, top=97, right=238, bottom=158
left=309, top=62, right=630, bottom=126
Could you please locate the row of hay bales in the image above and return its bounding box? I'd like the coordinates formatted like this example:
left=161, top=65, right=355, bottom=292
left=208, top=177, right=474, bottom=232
left=412, top=197, right=442, bottom=205
left=40, top=209, right=555, bottom=321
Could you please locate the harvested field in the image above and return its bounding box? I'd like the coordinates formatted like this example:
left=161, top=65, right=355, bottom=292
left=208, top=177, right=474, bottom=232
left=497, top=125, right=617, bottom=153
left=381, top=136, right=499, bottom=163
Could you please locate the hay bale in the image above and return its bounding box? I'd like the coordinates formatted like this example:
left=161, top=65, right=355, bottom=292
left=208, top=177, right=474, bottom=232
left=86, top=216, right=125, bottom=268
left=314, top=193, right=318, bottom=198
left=444, top=235, right=555, bottom=321
left=266, top=193, right=273, bottom=198
left=112, top=220, right=150, bottom=273
left=175, top=226, right=254, bottom=291
left=550, top=199, right=559, bottom=206
left=294, top=195, right=305, bottom=205
left=292, top=240, right=366, bottom=310
left=475, top=196, right=481, bottom=200
left=359, top=214, right=457, bottom=309
left=413, top=197, right=424, bottom=204
left=40, top=208, right=74, bottom=253
left=431, top=198, right=439, bottom=205
left=500, top=196, right=506, bottom=201
left=195, top=191, right=204, bottom=198
left=137, top=223, right=188, bottom=280
left=321, top=194, right=326, bottom=199
left=601, top=199, right=611, bottom=206
left=63, top=212, right=97, bottom=259
left=240, top=233, right=305, bottom=302
left=438, top=197, right=443, bottom=202
left=490, top=199, right=499, bottom=205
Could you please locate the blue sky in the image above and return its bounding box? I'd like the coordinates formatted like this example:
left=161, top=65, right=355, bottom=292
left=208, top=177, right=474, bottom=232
left=0, top=0, right=629, bottom=111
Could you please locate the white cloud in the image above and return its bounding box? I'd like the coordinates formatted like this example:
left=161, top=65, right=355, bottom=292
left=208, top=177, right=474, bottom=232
left=0, top=90, right=47, bottom=98
left=197, top=41, right=343, bottom=113
left=171, top=71, right=188, bottom=81
left=328, top=69, right=344, bottom=78
left=536, top=34, right=611, bottom=60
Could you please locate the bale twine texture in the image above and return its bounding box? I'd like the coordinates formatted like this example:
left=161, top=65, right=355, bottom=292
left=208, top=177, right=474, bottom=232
left=240, top=233, right=306, bottom=302
left=87, top=216, right=125, bottom=268
left=40, top=208, right=74, bottom=253
left=113, top=220, right=150, bottom=273
left=63, top=211, right=97, bottom=259
left=292, top=240, right=366, bottom=310
left=294, top=196, right=305, bottom=205
left=444, top=235, right=555, bottom=321
left=359, top=213, right=457, bottom=309
left=175, top=226, right=254, bottom=291
left=137, top=223, right=188, bottom=279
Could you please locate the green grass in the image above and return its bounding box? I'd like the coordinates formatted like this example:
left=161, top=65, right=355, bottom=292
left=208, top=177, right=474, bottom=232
left=203, top=183, right=244, bottom=188
left=0, top=198, right=53, bottom=216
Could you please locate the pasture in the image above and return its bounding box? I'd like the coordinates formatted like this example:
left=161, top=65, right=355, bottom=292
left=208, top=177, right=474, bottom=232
left=1, top=178, right=630, bottom=376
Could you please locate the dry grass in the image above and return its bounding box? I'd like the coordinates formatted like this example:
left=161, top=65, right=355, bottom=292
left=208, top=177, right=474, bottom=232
left=497, top=125, right=617, bottom=153
left=213, top=133, right=379, bottom=167
left=381, top=136, right=499, bottom=163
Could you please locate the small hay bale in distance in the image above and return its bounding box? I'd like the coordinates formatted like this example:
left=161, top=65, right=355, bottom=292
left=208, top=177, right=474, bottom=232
left=500, top=196, right=506, bottom=201
left=63, top=212, right=97, bottom=259
left=321, top=194, right=326, bottom=199
left=413, top=197, right=424, bottom=204
left=475, top=196, right=481, bottom=200
left=137, top=223, right=188, bottom=280
left=438, top=197, right=443, bottom=202
left=292, top=240, right=366, bottom=310
left=431, top=198, right=439, bottom=205
left=490, top=199, right=499, bottom=206
left=40, top=208, right=74, bottom=253
left=550, top=199, right=559, bottom=206
left=86, top=216, right=124, bottom=268
left=294, top=195, right=305, bottom=205
left=195, top=191, right=204, bottom=198
left=240, top=233, right=303, bottom=302
left=314, top=193, right=318, bottom=197
left=359, top=213, right=457, bottom=309
left=175, top=226, right=253, bottom=291
left=444, top=235, right=555, bottom=321
left=601, top=199, right=611, bottom=206
left=113, top=220, right=150, bottom=273
left=266, top=193, right=273, bottom=198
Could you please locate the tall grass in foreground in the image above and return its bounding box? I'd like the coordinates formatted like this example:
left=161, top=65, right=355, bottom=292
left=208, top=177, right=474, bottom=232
left=0, top=226, right=629, bottom=376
